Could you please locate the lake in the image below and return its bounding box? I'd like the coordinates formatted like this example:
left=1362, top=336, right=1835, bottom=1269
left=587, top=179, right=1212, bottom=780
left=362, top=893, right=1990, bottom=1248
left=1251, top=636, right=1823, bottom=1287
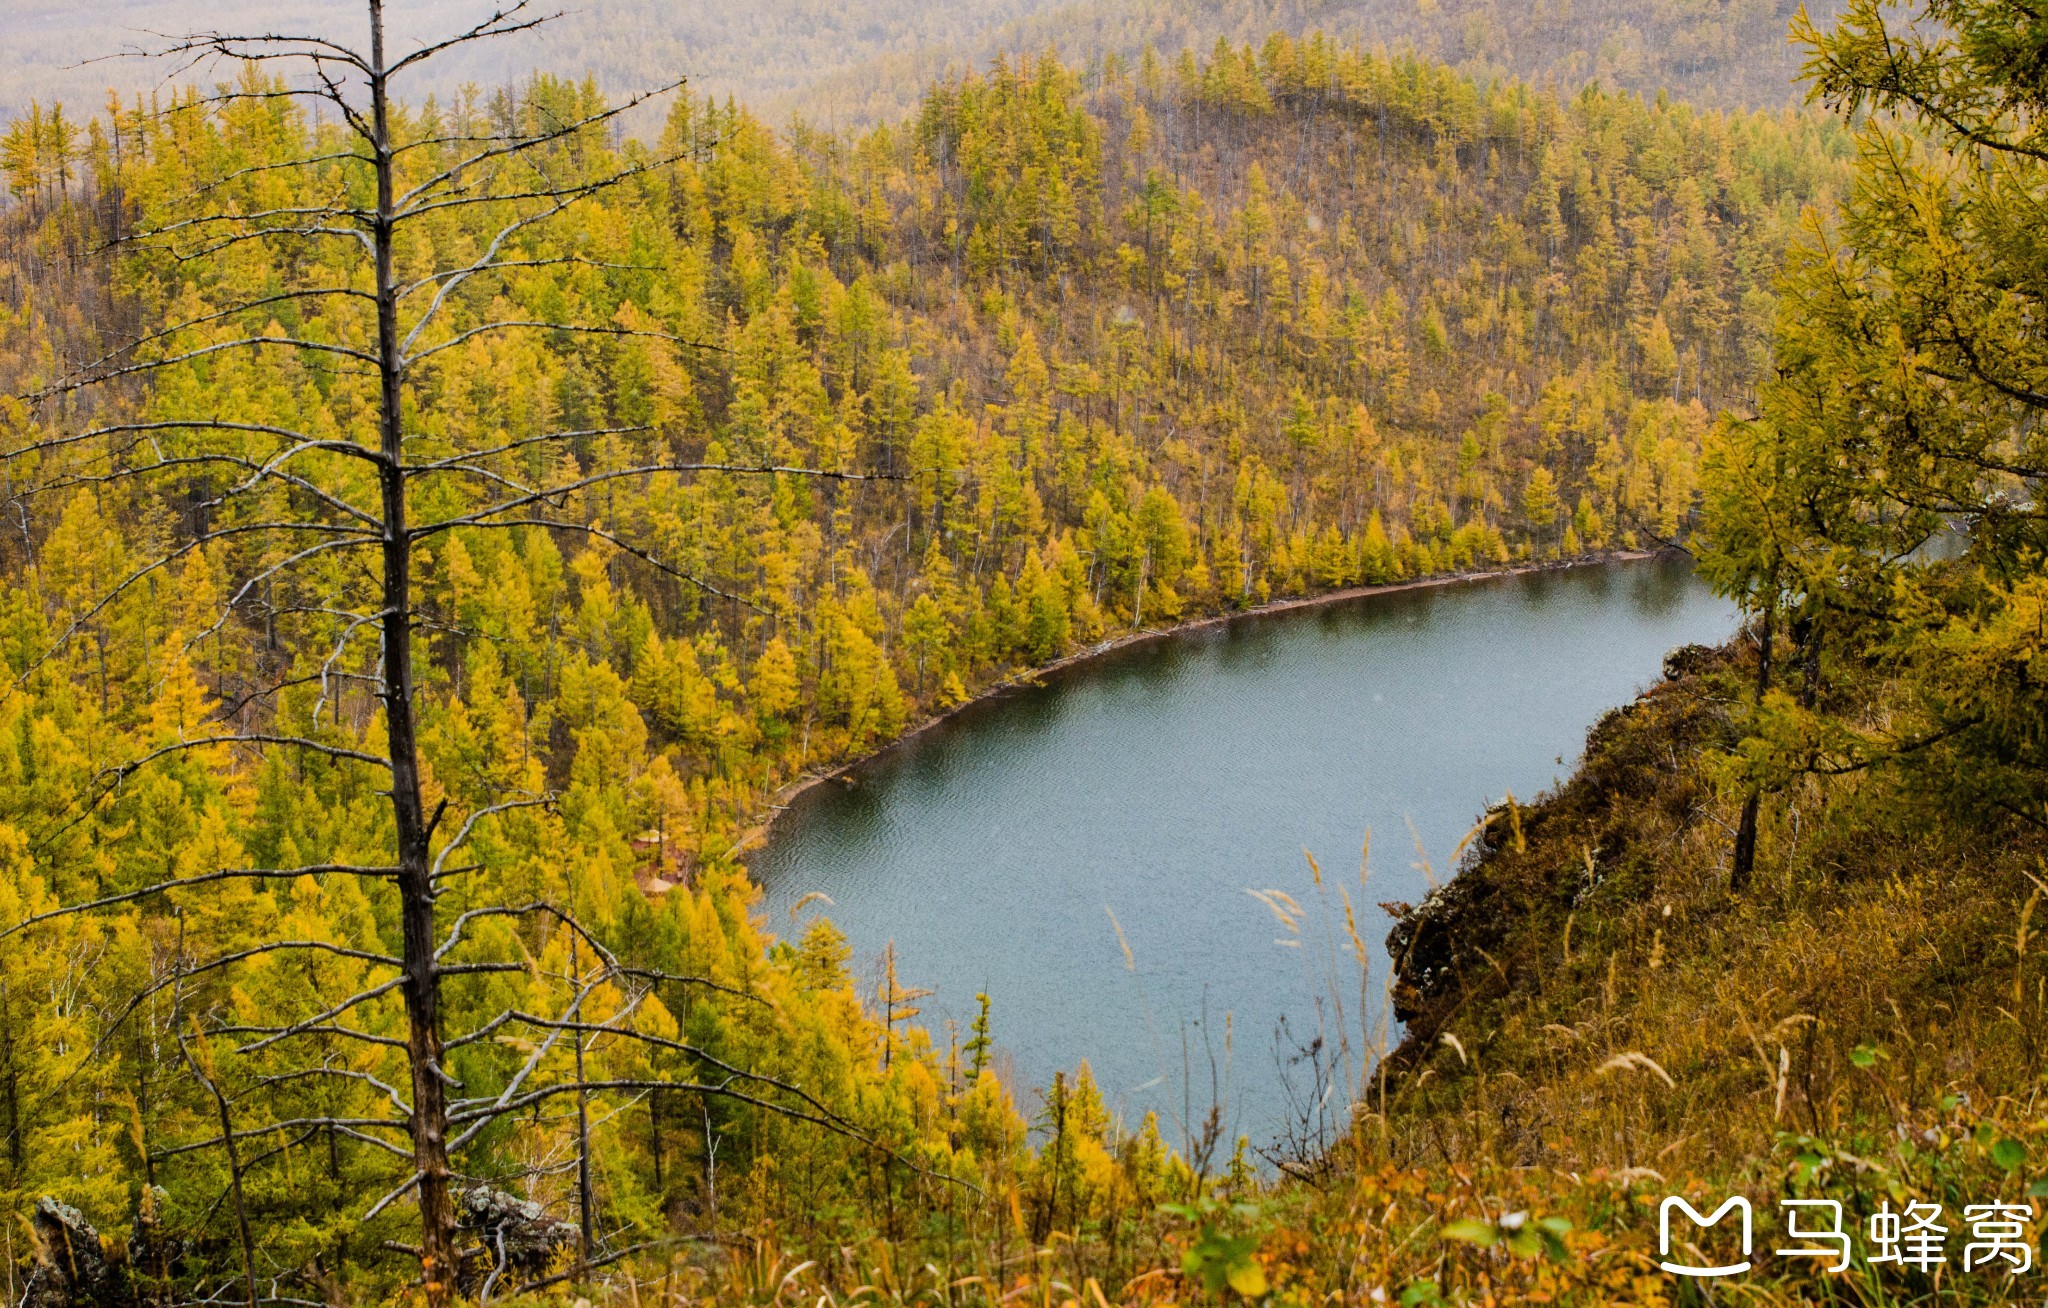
left=750, top=556, right=1738, bottom=1151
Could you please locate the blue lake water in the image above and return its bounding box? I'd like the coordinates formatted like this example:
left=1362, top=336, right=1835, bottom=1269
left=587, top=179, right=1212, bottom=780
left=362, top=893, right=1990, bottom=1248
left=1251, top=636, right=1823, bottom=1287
left=751, top=556, right=1737, bottom=1148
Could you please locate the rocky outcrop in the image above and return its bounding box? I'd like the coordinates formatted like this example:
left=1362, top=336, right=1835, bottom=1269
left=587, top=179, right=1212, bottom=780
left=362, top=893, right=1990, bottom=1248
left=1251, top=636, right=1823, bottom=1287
left=1378, top=641, right=1741, bottom=1080
left=19, top=1198, right=132, bottom=1308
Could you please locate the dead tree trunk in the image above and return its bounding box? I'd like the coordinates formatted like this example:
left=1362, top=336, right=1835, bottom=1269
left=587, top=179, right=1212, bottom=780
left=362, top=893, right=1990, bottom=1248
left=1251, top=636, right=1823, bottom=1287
left=1730, top=600, right=1773, bottom=893
left=1, top=8, right=908, bottom=1300
left=364, top=1, right=460, bottom=1287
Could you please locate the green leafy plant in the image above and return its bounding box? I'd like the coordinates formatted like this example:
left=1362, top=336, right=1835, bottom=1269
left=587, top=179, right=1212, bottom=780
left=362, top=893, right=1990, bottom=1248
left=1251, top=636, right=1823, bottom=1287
left=1440, top=1210, right=1573, bottom=1261
left=1162, top=1197, right=1270, bottom=1298
left=1991, top=1137, right=2027, bottom=1171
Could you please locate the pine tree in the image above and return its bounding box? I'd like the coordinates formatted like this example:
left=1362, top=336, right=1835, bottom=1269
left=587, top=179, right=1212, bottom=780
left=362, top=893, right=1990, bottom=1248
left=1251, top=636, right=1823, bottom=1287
left=964, top=992, right=994, bottom=1079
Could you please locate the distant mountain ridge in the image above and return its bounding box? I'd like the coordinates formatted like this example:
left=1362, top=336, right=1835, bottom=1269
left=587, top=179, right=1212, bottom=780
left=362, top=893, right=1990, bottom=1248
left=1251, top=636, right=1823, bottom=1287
left=795, top=0, right=1842, bottom=127
left=2, top=0, right=1837, bottom=130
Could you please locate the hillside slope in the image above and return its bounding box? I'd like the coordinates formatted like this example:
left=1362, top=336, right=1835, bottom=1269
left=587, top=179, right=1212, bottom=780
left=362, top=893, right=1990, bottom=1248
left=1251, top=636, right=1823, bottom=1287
left=1384, top=639, right=2042, bottom=1176
left=1, top=38, right=1854, bottom=866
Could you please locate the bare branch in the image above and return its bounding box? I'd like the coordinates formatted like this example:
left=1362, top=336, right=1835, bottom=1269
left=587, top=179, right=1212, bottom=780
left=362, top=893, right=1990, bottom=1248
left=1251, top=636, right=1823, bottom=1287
left=16, top=526, right=373, bottom=686
left=394, top=77, right=680, bottom=212
left=105, top=194, right=368, bottom=249
left=397, top=186, right=615, bottom=354
left=394, top=150, right=684, bottom=226
left=98, top=733, right=393, bottom=784
left=512, top=1239, right=680, bottom=1294
left=467, top=518, right=768, bottom=614
left=209, top=1022, right=409, bottom=1052
left=252, top=1063, right=409, bottom=1109
left=451, top=1079, right=849, bottom=1138
left=445, top=974, right=602, bottom=1149
left=1, top=864, right=397, bottom=940
left=189, top=151, right=375, bottom=199
left=406, top=425, right=651, bottom=470
left=316, top=607, right=396, bottom=726
left=142, top=27, right=372, bottom=74
left=46, top=289, right=378, bottom=390
left=23, top=731, right=389, bottom=852
left=234, top=975, right=409, bottom=1053
left=153, top=1118, right=414, bottom=1162
left=306, top=53, right=379, bottom=144
left=361, top=1173, right=421, bottom=1223
left=4, top=421, right=373, bottom=468
left=414, top=462, right=894, bottom=537
left=388, top=2, right=559, bottom=76
left=74, top=939, right=409, bottom=1069
left=180, top=534, right=387, bottom=656
left=394, top=257, right=658, bottom=300
left=429, top=797, right=553, bottom=879
left=161, top=222, right=377, bottom=266
left=27, top=334, right=382, bottom=403
left=217, top=671, right=360, bottom=727
left=23, top=452, right=382, bottom=532
left=405, top=318, right=722, bottom=367
left=433, top=903, right=550, bottom=964
left=462, top=1011, right=862, bottom=1137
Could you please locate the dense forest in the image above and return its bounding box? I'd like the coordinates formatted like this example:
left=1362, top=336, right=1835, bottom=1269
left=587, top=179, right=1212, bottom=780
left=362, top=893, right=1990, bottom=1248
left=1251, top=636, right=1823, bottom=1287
left=2, top=0, right=2041, bottom=1301
left=1, top=34, right=1853, bottom=865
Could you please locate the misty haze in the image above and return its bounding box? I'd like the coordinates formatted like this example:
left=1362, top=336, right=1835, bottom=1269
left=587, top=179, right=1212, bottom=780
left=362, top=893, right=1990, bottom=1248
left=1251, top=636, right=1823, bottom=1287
left=5, top=0, right=1830, bottom=128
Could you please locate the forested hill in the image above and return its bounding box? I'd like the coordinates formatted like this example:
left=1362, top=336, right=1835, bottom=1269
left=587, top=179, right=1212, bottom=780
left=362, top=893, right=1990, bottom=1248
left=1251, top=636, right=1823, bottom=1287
left=1, top=38, right=1852, bottom=859
left=0, top=36, right=1847, bottom=1296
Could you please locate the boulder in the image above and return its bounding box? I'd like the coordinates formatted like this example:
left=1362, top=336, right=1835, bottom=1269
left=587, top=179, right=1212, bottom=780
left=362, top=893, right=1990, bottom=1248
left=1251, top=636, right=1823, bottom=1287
left=19, top=1198, right=132, bottom=1308
left=1661, top=642, right=1718, bottom=682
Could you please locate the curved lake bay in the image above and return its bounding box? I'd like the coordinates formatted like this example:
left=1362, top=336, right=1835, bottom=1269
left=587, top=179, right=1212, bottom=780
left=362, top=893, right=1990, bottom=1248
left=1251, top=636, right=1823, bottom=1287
left=751, top=556, right=1737, bottom=1144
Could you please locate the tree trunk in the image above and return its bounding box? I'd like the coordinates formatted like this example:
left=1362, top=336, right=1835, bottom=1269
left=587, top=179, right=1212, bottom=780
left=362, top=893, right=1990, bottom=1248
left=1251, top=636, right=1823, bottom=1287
left=1, top=981, right=20, bottom=1177
left=203, top=1061, right=257, bottom=1308
left=1730, top=602, right=1774, bottom=893
left=1730, top=789, right=1761, bottom=892
left=367, top=2, right=458, bottom=1295
left=573, top=936, right=595, bottom=1270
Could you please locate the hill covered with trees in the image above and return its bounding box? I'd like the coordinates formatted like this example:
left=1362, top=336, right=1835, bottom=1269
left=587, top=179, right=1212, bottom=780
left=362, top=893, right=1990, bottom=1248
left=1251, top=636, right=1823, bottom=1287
left=1, top=34, right=1852, bottom=864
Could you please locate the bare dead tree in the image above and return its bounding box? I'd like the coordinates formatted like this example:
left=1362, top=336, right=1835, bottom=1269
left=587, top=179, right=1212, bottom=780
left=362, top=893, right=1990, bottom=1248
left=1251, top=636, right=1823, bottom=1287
left=0, top=4, right=905, bottom=1303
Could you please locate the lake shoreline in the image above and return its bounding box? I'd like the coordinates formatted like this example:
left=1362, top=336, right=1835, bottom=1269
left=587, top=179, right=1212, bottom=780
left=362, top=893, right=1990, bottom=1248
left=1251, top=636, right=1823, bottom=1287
left=737, top=547, right=1667, bottom=860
